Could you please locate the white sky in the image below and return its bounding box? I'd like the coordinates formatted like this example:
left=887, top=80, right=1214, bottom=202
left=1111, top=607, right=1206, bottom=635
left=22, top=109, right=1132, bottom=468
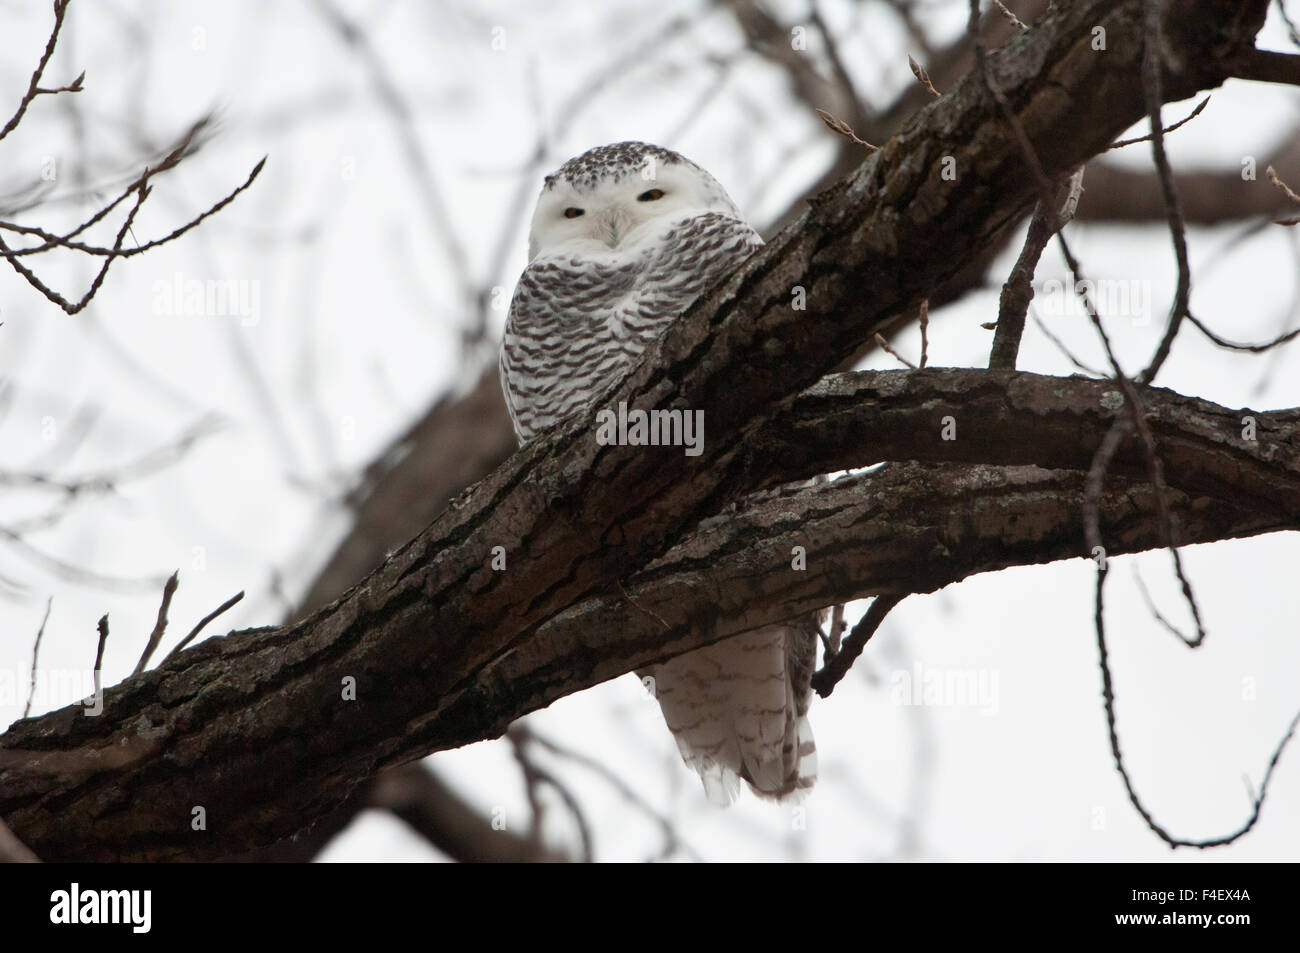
left=1, top=0, right=1297, bottom=862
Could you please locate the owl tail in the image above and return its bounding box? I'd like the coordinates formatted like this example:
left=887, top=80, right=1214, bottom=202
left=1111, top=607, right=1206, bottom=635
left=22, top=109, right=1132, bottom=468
left=642, top=623, right=818, bottom=806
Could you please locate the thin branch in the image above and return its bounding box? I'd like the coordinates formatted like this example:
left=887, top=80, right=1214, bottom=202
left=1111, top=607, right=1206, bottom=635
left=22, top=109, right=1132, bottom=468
left=0, top=117, right=215, bottom=253
left=827, top=603, right=846, bottom=655
left=616, top=579, right=670, bottom=632
left=874, top=332, right=917, bottom=368
left=1135, top=0, right=1194, bottom=385
left=312, top=0, right=475, bottom=332
left=0, top=526, right=170, bottom=594
left=0, top=156, right=266, bottom=260
left=1030, top=306, right=1106, bottom=376
left=22, top=596, right=53, bottom=719
left=93, top=614, right=109, bottom=696
left=990, top=169, right=1084, bottom=369
left=1095, top=570, right=1300, bottom=848
left=521, top=727, right=703, bottom=863
left=810, top=2, right=871, bottom=125
left=133, top=570, right=179, bottom=676
left=0, top=0, right=72, bottom=144
left=1267, top=165, right=1300, bottom=226
left=968, top=0, right=1055, bottom=203
left=918, top=299, right=930, bottom=369
left=162, top=591, right=245, bottom=662
left=812, top=594, right=905, bottom=697
left=1064, top=247, right=1209, bottom=652
left=0, top=414, right=224, bottom=494
left=34, top=69, right=84, bottom=97
left=815, top=108, right=877, bottom=152
left=992, top=0, right=1028, bottom=31
left=1186, top=309, right=1300, bottom=352
left=907, top=54, right=941, bottom=98
left=506, top=726, right=594, bottom=862
left=1130, top=564, right=1193, bottom=643
left=0, top=174, right=151, bottom=315
left=1109, top=96, right=1210, bottom=149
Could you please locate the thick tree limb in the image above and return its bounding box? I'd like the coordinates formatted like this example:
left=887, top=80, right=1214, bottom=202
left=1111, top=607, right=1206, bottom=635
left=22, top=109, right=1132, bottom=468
left=1, top=368, right=1294, bottom=861
left=0, top=0, right=1286, bottom=861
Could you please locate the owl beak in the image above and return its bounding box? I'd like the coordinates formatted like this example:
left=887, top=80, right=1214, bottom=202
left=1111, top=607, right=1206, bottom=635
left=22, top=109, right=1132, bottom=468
left=594, top=207, right=632, bottom=248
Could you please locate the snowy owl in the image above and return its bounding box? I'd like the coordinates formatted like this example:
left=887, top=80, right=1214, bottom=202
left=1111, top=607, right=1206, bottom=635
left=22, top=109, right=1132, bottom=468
left=499, top=141, right=817, bottom=805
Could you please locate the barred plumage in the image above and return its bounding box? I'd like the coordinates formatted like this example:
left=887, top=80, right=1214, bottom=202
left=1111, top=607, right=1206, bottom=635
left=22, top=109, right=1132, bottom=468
left=499, top=141, right=818, bottom=804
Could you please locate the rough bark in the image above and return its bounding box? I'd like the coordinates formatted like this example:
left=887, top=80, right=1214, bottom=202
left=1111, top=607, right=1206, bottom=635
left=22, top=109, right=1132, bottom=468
left=0, top=0, right=1288, bottom=861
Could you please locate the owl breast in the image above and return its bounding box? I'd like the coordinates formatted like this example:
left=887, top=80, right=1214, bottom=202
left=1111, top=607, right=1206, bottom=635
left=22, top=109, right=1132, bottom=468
left=500, top=212, right=762, bottom=442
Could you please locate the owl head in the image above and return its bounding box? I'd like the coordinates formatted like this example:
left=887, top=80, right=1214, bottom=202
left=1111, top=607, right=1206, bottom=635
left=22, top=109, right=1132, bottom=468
left=527, top=141, right=745, bottom=260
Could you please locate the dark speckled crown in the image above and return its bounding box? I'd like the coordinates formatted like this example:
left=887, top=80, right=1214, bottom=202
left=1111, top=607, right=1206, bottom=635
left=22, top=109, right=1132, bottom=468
left=543, top=141, right=691, bottom=192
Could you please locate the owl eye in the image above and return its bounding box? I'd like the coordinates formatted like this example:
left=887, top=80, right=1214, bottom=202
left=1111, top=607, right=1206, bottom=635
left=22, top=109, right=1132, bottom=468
left=563, top=207, right=585, bottom=219
left=637, top=189, right=665, bottom=202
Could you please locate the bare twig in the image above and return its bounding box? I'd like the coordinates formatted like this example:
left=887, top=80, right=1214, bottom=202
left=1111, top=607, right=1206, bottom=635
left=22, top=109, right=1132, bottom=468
left=1095, top=569, right=1300, bottom=848
left=616, top=579, right=670, bottom=632
left=964, top=0, right=1225, bottom=849
left=162, top=591, right=246, bottom=662
left=507, top=725, right=594, bottom=862
left=93, top=614, right=109, bottom=696
left=918, top=299, right=930, bottom=369
left=0, top=414, right=224, bottom=496
left=1109, top=96, right=1211, bottom=149
left=1267, top=165, right=1300, bottom=225
left=992, top=0, right=1028, bottom=31
left=907, top=54, right=941, bottom=98
left=0, top=168, right=152, bottom=316
left=810, top=3, right=872, bottom=125
left=0, top=156, right=266, bottom=261
left=0, top=526, right=170, bottom=594
left=0, top=117, right=216, bottom=253
left=967, top=1, right=1057, bottom=208
left=1063, top=245, right=1208, bottom=654
left=1030, top=307, right=1106, bottom=376
left=827, top=604, right=846, bottom=656
left=22, top=596, right=53, bottom=719
left=1135, top=0, right=1193, bottom=385
left=522, top=727, right=703, bottom=862
left=812, top=594, right=905, bottom=697
left=874, top=333, right=917, bottom=369
left=990, top=169, right=1085, bottom=370
left=1186, top=310, right=1300, bottom=352
left=313, top=0, right=476, bottom=338
left=1130, top=565, right=1193, bottom=643
left=0, top=0, right=73, bottom=145
left=815, top=108, right=877, bottom=152
left=133, top=570, right=179, bottom=676
left=0, top=96, right=264, bottom=315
